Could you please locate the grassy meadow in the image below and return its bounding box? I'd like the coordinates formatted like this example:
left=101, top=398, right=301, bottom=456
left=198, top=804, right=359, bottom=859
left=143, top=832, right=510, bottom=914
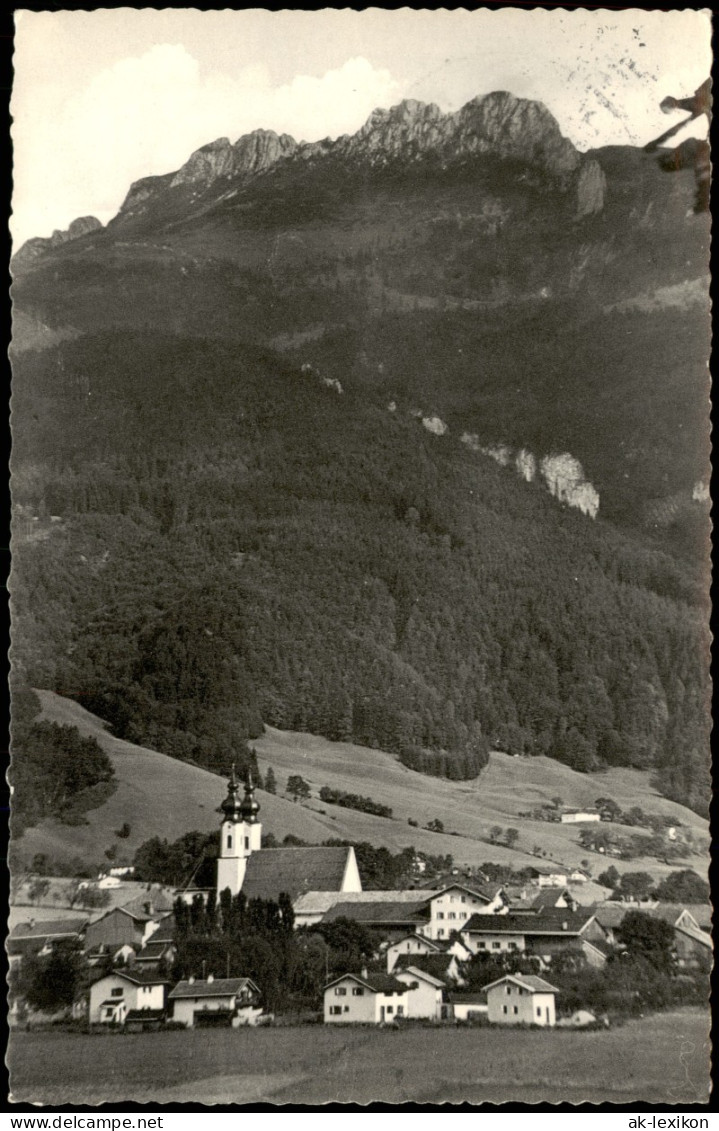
left=8, top=1009, right=710, bottom=1105
left=15, top=690, right=707, bottom=886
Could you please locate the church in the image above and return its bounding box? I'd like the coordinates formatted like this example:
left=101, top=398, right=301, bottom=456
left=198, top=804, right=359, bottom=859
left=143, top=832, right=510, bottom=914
left=213, top=767, right=363, bottom=905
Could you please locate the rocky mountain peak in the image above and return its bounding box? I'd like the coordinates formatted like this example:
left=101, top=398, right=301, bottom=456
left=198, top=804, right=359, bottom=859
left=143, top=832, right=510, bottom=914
left=232, top=129, right=298, bottom=177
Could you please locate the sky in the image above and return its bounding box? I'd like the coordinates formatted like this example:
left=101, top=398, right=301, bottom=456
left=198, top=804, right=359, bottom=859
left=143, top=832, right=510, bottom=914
left=11, top=8, right=712, bottom=249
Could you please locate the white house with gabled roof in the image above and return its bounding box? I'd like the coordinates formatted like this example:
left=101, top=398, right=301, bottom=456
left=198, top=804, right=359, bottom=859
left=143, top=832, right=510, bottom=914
left=484, top=974, right=558, bottom=1026
left=88, top=970, right=168, bottom=1026
left=422, top=883, right=508, bottom=940
left=393, top=965, right=446, bottom=1019
left=324, top=972, right=408, bottom=1024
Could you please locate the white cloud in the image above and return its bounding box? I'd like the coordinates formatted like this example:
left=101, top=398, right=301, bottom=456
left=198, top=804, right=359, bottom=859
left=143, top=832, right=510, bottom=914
left=11, top=46, right=399, bottom=246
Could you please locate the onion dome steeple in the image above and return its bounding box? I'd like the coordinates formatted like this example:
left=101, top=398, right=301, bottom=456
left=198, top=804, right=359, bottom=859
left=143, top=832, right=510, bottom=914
left=239, top=768, right=261, bottom=824
left=220, top=764, right=243, bottom=822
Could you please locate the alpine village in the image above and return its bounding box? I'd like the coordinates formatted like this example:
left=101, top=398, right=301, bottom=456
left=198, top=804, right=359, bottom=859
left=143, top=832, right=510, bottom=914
left=8, top=70, right=711, bottom=1103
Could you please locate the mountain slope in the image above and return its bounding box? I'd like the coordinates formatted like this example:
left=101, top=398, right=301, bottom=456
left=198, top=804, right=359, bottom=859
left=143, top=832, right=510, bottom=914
left=9, top=92, right=711, bottom=813
left=13, top=691, right=706, bottom=883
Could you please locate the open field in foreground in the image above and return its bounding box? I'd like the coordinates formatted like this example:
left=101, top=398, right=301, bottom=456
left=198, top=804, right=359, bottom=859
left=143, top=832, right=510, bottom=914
left=16, top=692, right=706, bottom=887
left=8, top=1009, right=710, bottom=1105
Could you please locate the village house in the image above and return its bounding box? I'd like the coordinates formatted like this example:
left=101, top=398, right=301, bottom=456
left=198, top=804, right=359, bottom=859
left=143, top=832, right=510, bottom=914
left=294, top=890, right=435, bottom=929
left=324, top=971, right=408, bottom=1024
left=593, top=905, right=712, bottom=971
left=86, top=942, right=136, bottom=968
left=421, top=883, right=508, bottom=940
left=88, top=969, right=168, bottom=1026
left=393, top=965, right=446, bottom=1019
left=168, top=976, right=262, bottom=1028
left=83, top=905, right=167, bottom=955
left=321, top=897, right=430, bottom=940
left=523, top=866, right=569, bottom=888
left=385, top=932, right=445, bottom=972
left=484, top=974, right=558, bottom=1027
left=511, top=888, right=579, bottom=913
left=460, top=910, right=609, bottom=967
left=560, top=809, right=600, bottom=824
left=7, top=917, right=88, bottom=967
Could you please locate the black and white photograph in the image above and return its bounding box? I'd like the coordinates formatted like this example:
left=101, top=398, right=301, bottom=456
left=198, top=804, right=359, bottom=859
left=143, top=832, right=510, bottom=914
left=7, top=7, right=712, bottom=1106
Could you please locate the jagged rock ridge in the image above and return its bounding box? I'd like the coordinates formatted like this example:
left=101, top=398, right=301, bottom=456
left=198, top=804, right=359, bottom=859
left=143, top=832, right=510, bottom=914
left=113, top=91, right=604, bottom=226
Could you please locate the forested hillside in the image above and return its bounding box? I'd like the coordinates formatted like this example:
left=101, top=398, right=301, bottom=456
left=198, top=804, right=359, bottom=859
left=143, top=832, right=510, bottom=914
left=10, top=96, right=710, bottom=814
left=10, top=327, right=709, bottom=811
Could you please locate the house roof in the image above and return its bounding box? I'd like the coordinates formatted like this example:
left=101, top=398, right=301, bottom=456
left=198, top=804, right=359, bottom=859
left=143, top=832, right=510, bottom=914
left=463, top=910, right=596, bottom=936
left=449, top=991, right=487, bottom=1004
left=9, top=917, right=88, bottom=941
left=241, top=847, right=353, bottom=902
left=325, top=972, right=407, bottom=995
left=125, top=1009, right=165, bottom=1022
left=483, top=973, right=558, bottom=994
left=388, top=933, right=443, bottom=952
left=394, top=964, right=446, bottom=988
left=90, top=906, right=156, bottom=926
left=525, top=866, right=568, bottom=877
left=169, top=977, right=258, bottom=1000
left=393, top=953, right=458, bottom=981
left=92, top=969, right=169, bottom=988
left=430, top=883, right=495, bottom=903
left=322, top=900, right=428, bottom=925
left=134, top=941, right=174, bottom=962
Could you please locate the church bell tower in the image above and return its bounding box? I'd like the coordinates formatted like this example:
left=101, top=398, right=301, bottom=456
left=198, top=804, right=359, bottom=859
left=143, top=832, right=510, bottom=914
left=216, top=766, right=262, bottom=898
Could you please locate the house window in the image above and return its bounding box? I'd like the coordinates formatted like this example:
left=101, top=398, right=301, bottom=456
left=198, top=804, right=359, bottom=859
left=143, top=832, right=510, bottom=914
left=503, top=1005, right=508, bottom=1015
left=536, top=1006, right=542, bottom=1018
left=493, top=942, right=501, bottom=950
left=437, top=929, right=444, bottom=938
left=461, top=896, right=466, bottom=903
left=448, top=912, right=456, bottom=920
left=513, top=1006, right=519, bottom=1015
left=111, top=988, right=123, bottom=997
left=352, top=988, right=364, bottom=996
left=244, top=837, right=249, bottom=850
left=478, top=941, right=486, bottom=949
left=437, top=912, right=444, bottom=920
left=227, top=835, right=232, bottom=849
left=386, top=1006, right=393, bottom=1015
left=506, top=986, right=512, bottom=995
left=397, top=1006, right=404, bottom=1016
left=335, top=988, right=347, bottom=996
left=104, top=1008, right=114, bottom=1018
left=344, top=1006, right=349, bottom=1013
left=330, top=1006, right=342, bottom=1016
left=509, top=942, right=518, bottom=950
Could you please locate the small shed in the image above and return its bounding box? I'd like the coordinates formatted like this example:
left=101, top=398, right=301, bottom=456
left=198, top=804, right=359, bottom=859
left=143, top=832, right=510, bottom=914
left=484, top=973, right=558, bottom=1027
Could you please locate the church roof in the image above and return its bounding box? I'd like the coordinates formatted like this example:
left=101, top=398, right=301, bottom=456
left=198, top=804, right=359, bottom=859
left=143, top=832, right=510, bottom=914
left=241, top=847, right=353, bottom=902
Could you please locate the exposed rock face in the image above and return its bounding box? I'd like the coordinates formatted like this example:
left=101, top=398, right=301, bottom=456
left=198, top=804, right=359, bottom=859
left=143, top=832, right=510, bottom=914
left=23, top=91, right=601, bottom=252
left=540, top=453, right=599, bottom=518
left=575, top=158, right=607, bottom=217
left=12, top=216, right=102, bottom=272
left=342, top=93, right=580, bottom=181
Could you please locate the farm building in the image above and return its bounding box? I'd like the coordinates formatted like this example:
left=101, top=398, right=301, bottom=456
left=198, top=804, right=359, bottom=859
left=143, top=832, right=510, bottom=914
left=84, top=906, right=166, bottom=953
left=393, top=965, right=446, bottom=1019
left=460, top=910, right=610, bottom=967
left=560, top=809, right=600, bottom=824
left=7, top=917, right=88, bottom=965
left=168, top=976, right=262, bottom=1028
left=88, top=970, right=168, bottom=1026
left=324, top=972, right=408, bottom=1024
left=485, top=974, right=558, bottom=1026
left=321, top=898, right=430, bottom=939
